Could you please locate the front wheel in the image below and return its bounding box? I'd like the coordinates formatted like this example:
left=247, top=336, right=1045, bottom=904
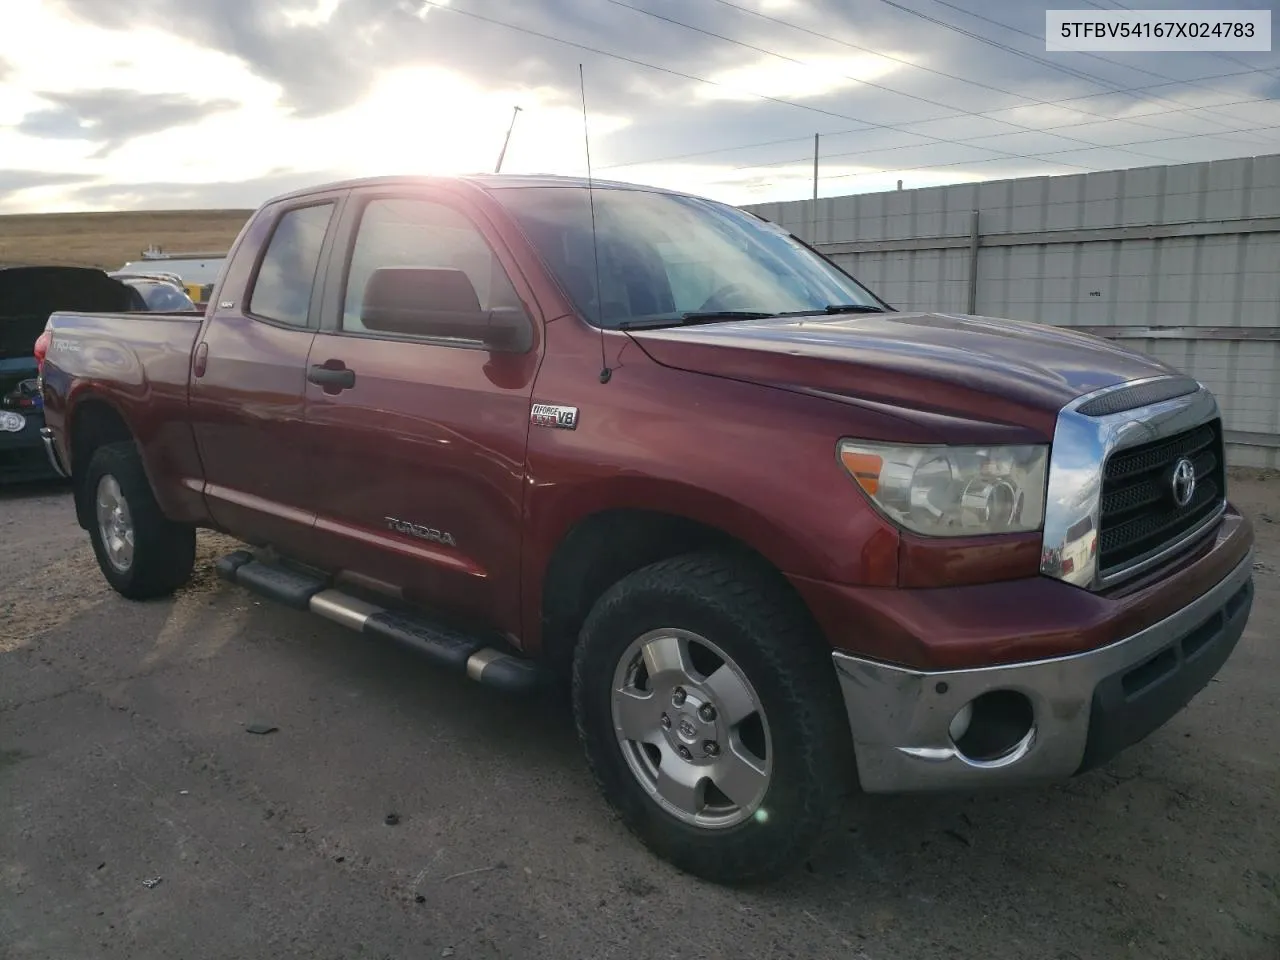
left=85, top=442, right=195, bottom=599
left=572, top=552, right=854, bottom=884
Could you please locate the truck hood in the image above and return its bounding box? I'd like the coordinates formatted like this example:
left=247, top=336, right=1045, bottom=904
left=628, top=311, right=1177, bottom=439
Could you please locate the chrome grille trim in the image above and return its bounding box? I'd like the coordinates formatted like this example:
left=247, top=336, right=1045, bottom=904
left=1040, top=377, right=1225, bottom=591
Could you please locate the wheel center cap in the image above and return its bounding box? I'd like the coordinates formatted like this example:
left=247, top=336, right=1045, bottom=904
left=676, top=716, right=699, bottom=743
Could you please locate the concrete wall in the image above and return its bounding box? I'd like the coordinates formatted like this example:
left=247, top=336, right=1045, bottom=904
left=743, top=154, right=1280, bottom=469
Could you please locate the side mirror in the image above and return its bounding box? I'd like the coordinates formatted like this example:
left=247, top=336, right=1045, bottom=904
left=361, top=267, right=532, bottom=353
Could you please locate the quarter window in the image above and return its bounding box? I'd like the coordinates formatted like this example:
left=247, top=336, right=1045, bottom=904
left=248, top=202, right=334, bottom=327
left=342, top=198, right=522, bottom=335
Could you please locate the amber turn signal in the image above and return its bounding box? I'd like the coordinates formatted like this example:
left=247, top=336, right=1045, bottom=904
left=839, top=448, right=882, bottom=496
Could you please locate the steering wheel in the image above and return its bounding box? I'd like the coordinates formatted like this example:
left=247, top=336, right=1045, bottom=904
left=697, top=283, right=756, bottom=312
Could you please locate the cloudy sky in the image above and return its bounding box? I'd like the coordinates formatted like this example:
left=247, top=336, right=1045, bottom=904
left=1, top=0, right=1278, bottom=213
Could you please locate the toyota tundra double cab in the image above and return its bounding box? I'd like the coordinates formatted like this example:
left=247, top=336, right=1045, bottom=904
left=38, top=174, right=1256, bottom=884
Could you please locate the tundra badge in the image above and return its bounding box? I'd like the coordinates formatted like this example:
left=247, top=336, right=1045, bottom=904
left=530, top=403, right=579, bottom=430
left=385, top=517, right=456, bottom=547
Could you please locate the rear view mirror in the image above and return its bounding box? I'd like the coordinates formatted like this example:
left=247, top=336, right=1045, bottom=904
left=360, top=267, right=532, bottom=353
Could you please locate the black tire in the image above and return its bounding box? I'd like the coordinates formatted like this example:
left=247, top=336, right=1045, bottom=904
left=84, top=441, right=195, bottom=600
left=572, top=551, right=855, bottom=885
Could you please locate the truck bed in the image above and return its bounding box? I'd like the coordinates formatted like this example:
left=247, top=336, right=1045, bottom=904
left=42, top=309, right=208, bottom=523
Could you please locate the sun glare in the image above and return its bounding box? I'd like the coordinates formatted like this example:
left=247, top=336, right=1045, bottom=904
left=699, top=54, right=905, bottom=103
left=323, top=66, right=631, bottom=178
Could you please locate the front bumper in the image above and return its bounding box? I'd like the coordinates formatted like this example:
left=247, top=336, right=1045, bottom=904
left=0, top=409, right=62, bottom=482
left=834, top=548, right=1255, bottom=793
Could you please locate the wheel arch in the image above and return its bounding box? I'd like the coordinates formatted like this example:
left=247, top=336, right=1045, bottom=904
left=67, top=397, right=135, bottom=529
left=534, top=502, right=823, bottom=678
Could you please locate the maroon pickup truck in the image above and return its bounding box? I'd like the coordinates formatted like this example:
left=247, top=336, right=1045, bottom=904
left=38, top=175, right=1256, bottom=883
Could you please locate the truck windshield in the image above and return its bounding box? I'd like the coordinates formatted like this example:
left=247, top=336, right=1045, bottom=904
left=493, top=186, right=884, bottom=329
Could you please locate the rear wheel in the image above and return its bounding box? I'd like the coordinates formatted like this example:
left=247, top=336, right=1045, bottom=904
left=573, top=552, right=854, bottom=884
left=85, top=442, right=195, bottom=599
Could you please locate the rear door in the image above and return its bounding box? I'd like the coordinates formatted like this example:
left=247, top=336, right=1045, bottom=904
left=189, top=193, right=343, bottom=558
left=300, top=188, right=542, bottom=636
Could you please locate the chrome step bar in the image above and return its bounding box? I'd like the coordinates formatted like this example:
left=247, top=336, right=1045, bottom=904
left=215, top=550, right=543, bottom=693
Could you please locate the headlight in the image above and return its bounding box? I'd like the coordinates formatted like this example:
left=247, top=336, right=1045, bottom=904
left=838, top=440, right=1048, bottom=537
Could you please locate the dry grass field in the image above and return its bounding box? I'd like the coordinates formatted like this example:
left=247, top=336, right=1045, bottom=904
left=0, top=209, right=252, bottom=271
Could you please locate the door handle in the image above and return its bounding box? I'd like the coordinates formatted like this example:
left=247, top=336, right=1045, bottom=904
left=307, top=363, right=356, bottom=391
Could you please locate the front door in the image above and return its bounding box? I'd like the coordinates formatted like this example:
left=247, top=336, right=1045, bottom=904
left=301, top=190, right=541, bottom=637
left=189, top=197, right=340, bottom=557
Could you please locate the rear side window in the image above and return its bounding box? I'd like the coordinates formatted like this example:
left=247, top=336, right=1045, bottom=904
left=341, top=198, right=522, bottom=334
left=248, top=203, right=334, bottom=327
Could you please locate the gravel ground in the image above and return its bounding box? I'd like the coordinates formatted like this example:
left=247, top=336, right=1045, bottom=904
left=1, top=477, right=1277, bottom=960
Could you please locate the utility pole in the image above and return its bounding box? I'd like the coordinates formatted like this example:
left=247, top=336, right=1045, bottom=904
left=494, top=105, right=522, bottom=174
left=813, top=133, right=819, bottom=202
left=811, top=133, right=819, bottom=243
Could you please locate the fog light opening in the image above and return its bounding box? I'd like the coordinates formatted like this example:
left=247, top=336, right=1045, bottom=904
left=950, top=690, right=1035, bottom=763
left=948, top=701, right=973, bottom=742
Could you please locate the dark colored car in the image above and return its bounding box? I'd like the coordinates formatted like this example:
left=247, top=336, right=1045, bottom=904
left=114, top=274, right=198, bottom=312
left=37, top=175, right=1255, bottom=883
left=117, top=253, right=225, bottom=309
left=0, top=265, right=141, bottom=482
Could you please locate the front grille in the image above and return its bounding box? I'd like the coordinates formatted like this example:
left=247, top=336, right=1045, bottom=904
left=1097, top=419, right=1225, bottom=574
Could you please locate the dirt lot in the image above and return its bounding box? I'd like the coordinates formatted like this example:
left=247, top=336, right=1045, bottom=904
left=1, top=477, right=1277, bottom=960
left=0, top=209, right=250, bottom=270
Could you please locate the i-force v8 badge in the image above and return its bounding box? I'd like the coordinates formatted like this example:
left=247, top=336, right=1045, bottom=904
left=530, top=403, right=579, bottom=430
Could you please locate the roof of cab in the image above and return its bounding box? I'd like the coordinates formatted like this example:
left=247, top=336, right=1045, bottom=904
left=267, top=173, right=700, bottom=205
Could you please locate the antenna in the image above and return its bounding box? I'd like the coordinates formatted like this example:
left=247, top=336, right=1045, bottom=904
left=580, top=63, right=610, bottom=384
left=494, top=105, right=522, bottom=174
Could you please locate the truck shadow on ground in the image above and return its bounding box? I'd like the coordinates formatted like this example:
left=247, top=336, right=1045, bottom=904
left=6, top=552, right=1274, bottom=960
left=212, top=590, right=1275, bottom=954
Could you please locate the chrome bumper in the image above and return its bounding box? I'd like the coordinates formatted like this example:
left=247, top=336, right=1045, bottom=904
left=38, top=427, right=70, bottom=478
left=833, top=549, right=1255, bottom=793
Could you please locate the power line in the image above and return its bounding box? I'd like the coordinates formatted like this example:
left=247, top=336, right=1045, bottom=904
left=714, top=101, right=1280, bottom=178
left=601, top=88, right=1277, bottom=171
left=417, top=0, right=1280, bottom=190
left=702, top=0, right=1278, bottom=144
left=873, top=0, right=1138, bottom=86
left=928, top=0, right=1259, bottom=130
left=604, top=0, right=1226, bottom=166
left=875, top=0, right=1271, bottom=142
left=775, top=146, right=1171, bottom=197
left=413, top=0, right=1101, bottom=172
left=605, top=0, right=1028, bottom=130
left=1090, top=0, right=1278, bottom=80
left=602, top=0, right=1269, bottom=174
left=819, top=114, right=1280, bottom=184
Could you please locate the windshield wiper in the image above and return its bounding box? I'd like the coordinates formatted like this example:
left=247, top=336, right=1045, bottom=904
left=771, top=303, right=887, bottom=318
left=617, top=305, right=882, bottom=330
left=820, top=303, right=885, bottom=314
left=618, top=310, right=772, bottom=330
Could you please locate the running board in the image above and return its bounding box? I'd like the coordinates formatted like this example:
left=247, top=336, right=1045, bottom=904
left=215, top=550, right=543, bottom=694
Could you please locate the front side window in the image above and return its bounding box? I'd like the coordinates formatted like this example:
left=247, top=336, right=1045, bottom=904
left=248, top=203, right=334, bottom=327
left=342, top=198, right=522, bottom=334
left=493, top=186, right=883, bottom=329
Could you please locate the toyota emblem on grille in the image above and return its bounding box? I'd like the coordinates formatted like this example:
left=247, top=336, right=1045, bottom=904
left=1169, top=457, right=1197, bottom=507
